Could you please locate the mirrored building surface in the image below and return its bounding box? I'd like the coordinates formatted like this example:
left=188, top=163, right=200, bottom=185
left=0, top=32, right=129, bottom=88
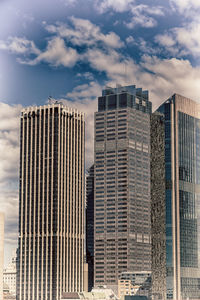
left=155, top=94, right=200, bottom=300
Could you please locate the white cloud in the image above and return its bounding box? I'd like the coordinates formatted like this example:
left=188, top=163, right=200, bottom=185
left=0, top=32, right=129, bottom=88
left=0, top=37, right=40, bottom=55
left=126, top=36, right=134, bottom=44
left=170, top=0, right=200, bottom=14
left=94, top=0, right=135, bottom=13
left=86, top=47, right=139, bottom=84
left=77, top=72, right=94, bottom=81
left=135, top=38, right=158, bottom=55
left=20, top=36, right=79, bottom=67
left=46, top=17, right=124, bottom=49
left=82, top=45, right=200, bottom=109
left=173, top=22, right=200, bottom=56
left=1, top=17, right=124, bottom=67
left=140, top=56, right=200, bottom=108
left=0, top=103, right=21, bottom=263
left=155, top=21, right=200, bottom=58
left=125, top=4, right=164, bottom=29
left=66, top=81, right=102, bottom=100
left=94, top=0, right=164, bottom=29
left=155, top=33, right=175, bottom=48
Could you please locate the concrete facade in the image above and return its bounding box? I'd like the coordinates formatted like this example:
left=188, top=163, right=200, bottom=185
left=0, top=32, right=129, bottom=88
left=3, top=249, right=17, bottom=296
left=94, top=85, right=152, bottom=294
left=17, top=104, right=85, bottom=300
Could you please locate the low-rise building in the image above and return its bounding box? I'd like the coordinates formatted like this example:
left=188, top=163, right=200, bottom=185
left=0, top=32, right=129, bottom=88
left=0, top=213, right=4, bottom=300
left=118, top=272, right=151, bottom=299
left=62, top=287, right=118, bottom=300
left=3, top=250, right=17, bottom=296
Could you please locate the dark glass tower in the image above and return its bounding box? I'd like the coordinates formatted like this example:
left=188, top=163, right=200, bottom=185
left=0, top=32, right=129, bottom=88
left=17, top=104, right=85, bottom=300
left=150, top=112, right=166, bottom=300
left=86, top=165, right=94, bottom=291
left=94, top=84, right=152, bottom=295
left=154, top=94, right=200, bottom=300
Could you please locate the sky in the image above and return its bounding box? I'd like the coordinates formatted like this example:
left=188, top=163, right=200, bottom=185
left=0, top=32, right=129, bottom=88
left=1, top=0, right=200, bottom=265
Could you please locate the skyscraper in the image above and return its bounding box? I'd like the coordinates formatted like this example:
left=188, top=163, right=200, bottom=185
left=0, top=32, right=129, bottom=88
left=154, top=94, right=200, bottom=300
left=150, top=113, right=166, bottom=300
left=0, top=212, right=4, bottom=300
left=94, top=85, right=152, bottom=294
left=86, top=165, right=94, bottom=291
left=17, top=104, right=85, bottom=300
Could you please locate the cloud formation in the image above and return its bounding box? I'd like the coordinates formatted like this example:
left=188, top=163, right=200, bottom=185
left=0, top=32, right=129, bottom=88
left=170, top=0, right=200, bottom=14
left=0, top=37, right=40, bottom=55
left=94, top=0, right=135, bottom=13
left=0, top=103, right=21, bottom=261
left=94, top=0, right=164, bottom=28
left=19, top=36, right=79, bottom=67
left=46, top=16, right=124, bottom=49
left=0, top=17, right=124, bottom=68
left=125, top=4, right=164, bottom=29
left=156, top=21, right=200, bottom=58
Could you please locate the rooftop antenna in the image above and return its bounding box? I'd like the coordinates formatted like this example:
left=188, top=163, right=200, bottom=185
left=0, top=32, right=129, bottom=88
left=48, top=96, right=63, bottom=105
left=48, top=96, right=55, bottom=104
left=124, top=62, right=128, bottom=85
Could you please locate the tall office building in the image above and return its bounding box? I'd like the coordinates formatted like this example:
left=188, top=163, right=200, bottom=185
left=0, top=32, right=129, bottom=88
left=94, top=85, right=152, bottom=294
left=0, top=213, right=4, bottom=300
left=86, top=165, right=94, bottom=291
left=150, top=113, right=166, bottom=300
left=17, top=104, right=85, bottom=300
left=154, top=94, right=200, bottom=300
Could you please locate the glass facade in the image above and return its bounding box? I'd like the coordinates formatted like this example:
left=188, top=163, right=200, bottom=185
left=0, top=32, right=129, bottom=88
left=86, top=165, right=94, bottom=291
left=157, top=94, right=200, bottom=300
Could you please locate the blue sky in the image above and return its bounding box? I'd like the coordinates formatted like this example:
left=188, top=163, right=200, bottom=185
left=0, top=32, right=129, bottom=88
left=1, top=0, right=200, bottom=264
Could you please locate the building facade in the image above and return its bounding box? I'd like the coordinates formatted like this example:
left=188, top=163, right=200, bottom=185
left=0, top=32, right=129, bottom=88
left=94, top=85, right=152, bottom=294
left=17, top=104, right=85, bottom=300
left=3, top=249, right=17, bottom=296
left=0, top=213, right=4, bottom=300
left=150, top=113, right=166, bottom=300
left=86, top=165, right=94, bottom=291
left=118, top=271, right=151, bottom=298
left=156, top=94, right=200, bottom=300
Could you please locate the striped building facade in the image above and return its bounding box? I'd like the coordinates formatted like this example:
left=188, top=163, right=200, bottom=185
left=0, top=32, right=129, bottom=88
left=17, top=104, right=85, bottom=300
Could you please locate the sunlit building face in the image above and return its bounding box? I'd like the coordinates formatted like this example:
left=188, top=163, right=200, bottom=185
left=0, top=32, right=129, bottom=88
left=17, top=104, right=85, bottom=300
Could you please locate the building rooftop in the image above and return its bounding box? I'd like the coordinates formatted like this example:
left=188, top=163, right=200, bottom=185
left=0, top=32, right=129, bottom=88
left=98, top=84, right=152, bottom=114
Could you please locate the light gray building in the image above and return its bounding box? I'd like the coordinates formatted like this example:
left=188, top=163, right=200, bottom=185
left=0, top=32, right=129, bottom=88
left=17, top=104, right=86, bottom=300
left=0, top=212, right=4, bottom=300
left=3, top=249, right=17, bottom=296
left=94, top=85, right=152, bottom=294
